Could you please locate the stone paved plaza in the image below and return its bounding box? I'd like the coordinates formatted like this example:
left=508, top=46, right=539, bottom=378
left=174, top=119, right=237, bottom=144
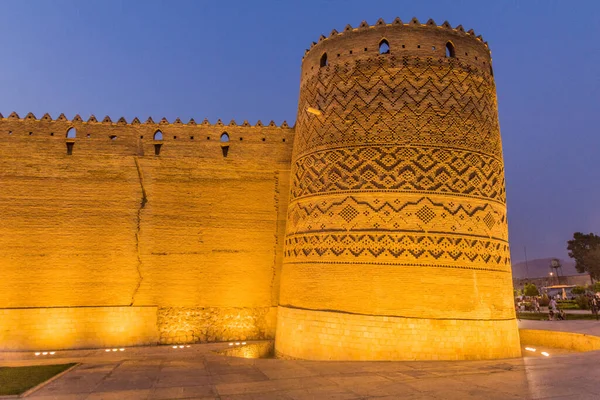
left=1, top=321, right=599, bottom=400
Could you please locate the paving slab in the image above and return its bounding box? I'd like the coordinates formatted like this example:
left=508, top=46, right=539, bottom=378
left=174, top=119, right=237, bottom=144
left=0, top=333, right=596, bottom=399
left=519, top=319, right=600, bottom=335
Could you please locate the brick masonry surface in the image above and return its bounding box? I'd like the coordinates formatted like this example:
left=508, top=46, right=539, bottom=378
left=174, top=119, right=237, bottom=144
left=276, top=19, right=520, bottom=360
left=0, top=18, right=519, bottom=358
left=276, top=306, right=521, bottom=360
left=0, top=306, right=158, bottom=351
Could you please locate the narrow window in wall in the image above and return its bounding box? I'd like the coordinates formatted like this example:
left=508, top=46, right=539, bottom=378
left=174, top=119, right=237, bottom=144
left=379, top=39, right=390, bottom=54
left=221, top=132, right=230, bottom=157
left=154, top=130, right=163, bottom=155
left=65, top=127, right=76, bottom=155
left=320, top=53, right=328, bottom=67
left=445, top=41, right=456, bottom=58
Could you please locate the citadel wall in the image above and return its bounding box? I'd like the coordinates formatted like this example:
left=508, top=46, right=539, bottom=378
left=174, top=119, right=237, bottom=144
left=0, top=17, right=519, bottom=359
left=0, top=114, right=294, bottom=350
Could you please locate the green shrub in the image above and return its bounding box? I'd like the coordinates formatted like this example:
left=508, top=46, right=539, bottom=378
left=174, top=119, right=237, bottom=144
left=557, top=300, right=576, bottom=304
left=523, top=283, right=539, bottom=297
left=557, top=302, right=580, bottom=310
left=572, top=286, right=587, bottom=295
left=590, top=282, right=600, bottom=293
left=575, top=295, right=590, bottom=310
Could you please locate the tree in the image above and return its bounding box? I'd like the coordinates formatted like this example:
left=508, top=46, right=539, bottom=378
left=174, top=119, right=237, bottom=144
left=567, top=232, right=600, bottom=281
left=523, top=283, right=539, bottom=297
left=590, top=282, right=600, bottom=293
left=582, top=247, right=600, bottom=282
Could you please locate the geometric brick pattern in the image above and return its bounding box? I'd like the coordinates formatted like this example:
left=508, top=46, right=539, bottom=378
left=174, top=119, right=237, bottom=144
left=285, top=56, right=508, bottom=271
left=291, top=145, right=505, bottom=202
left=294, top=57, right=501, bottom=158
left=287, top=195, right=508, bottom=242
left=284, top=233, right=510, bottom=271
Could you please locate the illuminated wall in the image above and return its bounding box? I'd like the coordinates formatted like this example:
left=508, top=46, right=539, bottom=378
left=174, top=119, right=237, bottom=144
left=0, top=116, right=292, bottom=349
left=0, top=307, right=158, bottom=351
left=276, top=18, right=521, bottom=360
left=0, top=18, right=520, bottom=358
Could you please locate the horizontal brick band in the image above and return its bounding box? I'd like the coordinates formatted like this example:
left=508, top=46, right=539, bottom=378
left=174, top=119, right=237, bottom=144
left=279, top=263, right=516, bottom=320
left=275, top=306, right=521, bottom=361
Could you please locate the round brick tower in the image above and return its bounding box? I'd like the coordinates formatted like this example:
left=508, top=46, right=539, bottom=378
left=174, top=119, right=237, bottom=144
left=275, top=17, right=521, bottom=360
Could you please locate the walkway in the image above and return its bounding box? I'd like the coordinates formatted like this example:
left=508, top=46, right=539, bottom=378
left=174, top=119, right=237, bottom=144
left=0, top=322, right=598, bottom=399
left=519, top=319, right=600, bottom=336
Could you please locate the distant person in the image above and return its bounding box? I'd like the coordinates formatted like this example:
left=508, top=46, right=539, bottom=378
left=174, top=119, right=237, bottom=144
left=548, top=309, right=555, bottom=321
left=558, top=309, right=566, bottom=320
left=591, top=296, right=599, bottom=321
left=550, top=298, right=558, bottom=312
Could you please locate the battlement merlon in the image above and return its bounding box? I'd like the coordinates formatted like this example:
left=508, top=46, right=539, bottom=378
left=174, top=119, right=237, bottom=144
left=302, top=17, right=493, bottom=75
left=0, top=112, right=295, bottom=162
left=1, top=112, right=292, bottom=129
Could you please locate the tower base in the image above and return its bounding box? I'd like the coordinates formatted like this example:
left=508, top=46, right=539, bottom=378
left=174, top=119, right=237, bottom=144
left=275, top=306, right=521, bottom=361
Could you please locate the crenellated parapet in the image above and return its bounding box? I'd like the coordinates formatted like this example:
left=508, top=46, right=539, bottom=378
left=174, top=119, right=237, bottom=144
left=1, top=112, right=292, bottom=129
left=0, top=112, right=295, bottom=161
left=301, top=17, right=494, bottom=79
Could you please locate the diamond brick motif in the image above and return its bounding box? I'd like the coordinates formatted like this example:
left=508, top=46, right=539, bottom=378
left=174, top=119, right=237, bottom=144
left=339, top=205, right=359, bottom=223
left=483, top=212, right=496, bottom=229
left=416, top=205, right=436, bottom=224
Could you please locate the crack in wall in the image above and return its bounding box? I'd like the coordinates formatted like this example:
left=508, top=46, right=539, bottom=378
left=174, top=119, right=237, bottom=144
left=131, top=157, right=147, bottom=306
left=270, top=172, right=280, bottom=306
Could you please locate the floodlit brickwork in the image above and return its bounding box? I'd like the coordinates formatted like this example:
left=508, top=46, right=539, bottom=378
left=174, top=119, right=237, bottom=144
left=0, top=307, right=158, bottom=351
left=0, top=17, right=519, bottom=358
left=0, top=117, right=293, bottom=349
left=276, top=17, right=521, bottom=360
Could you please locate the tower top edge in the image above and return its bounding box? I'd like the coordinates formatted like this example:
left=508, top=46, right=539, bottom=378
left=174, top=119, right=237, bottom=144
left=303, top=17, right=489, bottom=59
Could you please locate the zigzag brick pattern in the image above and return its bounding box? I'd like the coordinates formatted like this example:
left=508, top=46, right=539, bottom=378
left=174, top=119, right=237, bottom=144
left=294, top=57, right=501, bottom=157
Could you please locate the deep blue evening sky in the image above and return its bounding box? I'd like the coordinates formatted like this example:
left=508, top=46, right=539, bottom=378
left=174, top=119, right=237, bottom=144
left=0, top=0, right=598, bottom=263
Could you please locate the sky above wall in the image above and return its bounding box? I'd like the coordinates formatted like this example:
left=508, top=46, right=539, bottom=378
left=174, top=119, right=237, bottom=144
left=0, top=0, right=598, bottom=264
